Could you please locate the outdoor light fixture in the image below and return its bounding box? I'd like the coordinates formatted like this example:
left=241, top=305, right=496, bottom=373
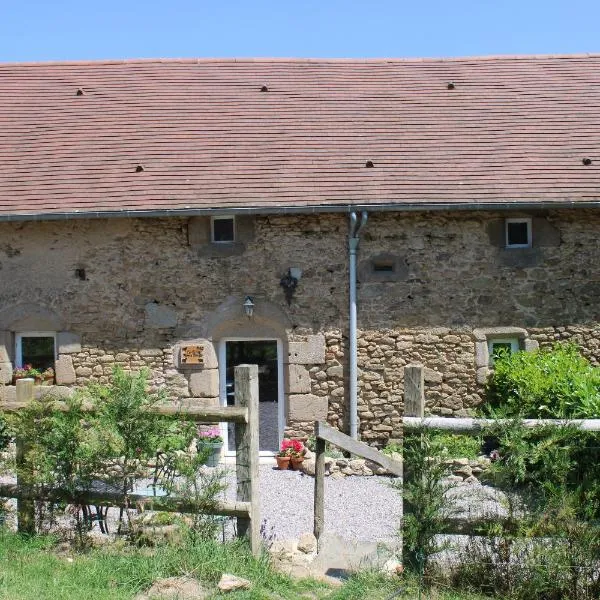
left=243, top=296, right=255, bottom=318
left=280, top=268, right=302, bottom=305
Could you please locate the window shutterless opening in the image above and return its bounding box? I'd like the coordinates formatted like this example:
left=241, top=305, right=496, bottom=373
left=505, top=218, right=532, bottom=248
left=15, top=332, right=57, bottom=370
left=372, top=262, right=395, bottom=273
left=211, top=216, right=235, bottom=243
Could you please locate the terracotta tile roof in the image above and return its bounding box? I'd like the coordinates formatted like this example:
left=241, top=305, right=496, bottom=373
left=1, top=55, right=599, bottom=219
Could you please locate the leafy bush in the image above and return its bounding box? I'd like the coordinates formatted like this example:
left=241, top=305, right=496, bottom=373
left=0, top=411, right=12, bottom=452
left=395, top=428, right=456, bottom=573
left=7, top=367, right=223, bottom=539
left=485, top=343, right=600, bottom=418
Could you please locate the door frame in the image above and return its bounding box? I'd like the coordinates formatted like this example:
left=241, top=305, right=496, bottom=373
left=218, top=337, right=285, bottom=457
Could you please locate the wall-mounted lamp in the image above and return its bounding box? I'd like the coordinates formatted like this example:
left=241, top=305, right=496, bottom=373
left=243, top=296, right=255, bottom=318
left=280, top=268, right=302, bottom=305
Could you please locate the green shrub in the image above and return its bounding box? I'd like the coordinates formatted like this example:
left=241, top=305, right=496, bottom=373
left=485, top=343, right=600, bottom=418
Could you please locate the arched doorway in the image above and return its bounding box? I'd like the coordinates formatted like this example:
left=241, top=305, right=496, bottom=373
left=206, top=296, right=290, bottom=456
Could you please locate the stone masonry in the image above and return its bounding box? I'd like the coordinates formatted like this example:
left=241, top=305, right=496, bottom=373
left=0, top=209, right=598, bottom=446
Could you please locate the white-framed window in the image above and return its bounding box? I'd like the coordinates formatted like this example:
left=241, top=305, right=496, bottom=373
left=505, top=218, right=532, bottom=248
left=15, top=332, right=57, bottom=370
left=487, top=337, right=520, bottom=363
left=211, top=216, right=235, bottom=243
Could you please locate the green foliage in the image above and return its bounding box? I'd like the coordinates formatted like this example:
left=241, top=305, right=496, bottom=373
left=485, top=343, right=600, bottom=418
left=386, top=434, right=481, bottom=461
left=0, top=411, right=12, bottom=452
left=5, top=367, right=222, bottom=539
left=0, top=529, right=493, bottom=600
left=395, top=428, right=456, bottom=573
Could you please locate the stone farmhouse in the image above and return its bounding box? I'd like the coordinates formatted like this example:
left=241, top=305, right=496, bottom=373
left=0, top=55, right=599, bottom=454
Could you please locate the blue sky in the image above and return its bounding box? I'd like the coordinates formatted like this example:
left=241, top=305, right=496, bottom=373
left=0, top=0, right=597, bottom=62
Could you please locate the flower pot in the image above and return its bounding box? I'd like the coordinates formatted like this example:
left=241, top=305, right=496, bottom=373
left=290, top=456, right=305, bottom=471
left=276, top=456, right=291, bottom=470
left=197, top=441, right=223, bottom=467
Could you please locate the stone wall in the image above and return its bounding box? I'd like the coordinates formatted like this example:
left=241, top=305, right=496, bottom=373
left=0, top=209, right=598, bottom=444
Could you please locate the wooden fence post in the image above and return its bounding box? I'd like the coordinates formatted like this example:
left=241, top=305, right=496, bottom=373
left=403, top=364, right=425, bottom=565
left=313, top=430, right=325, bottom=549
left=234, top=364, right=261, bottom=556
left=404, top=364, right=425, bottom=418
left=15, top=378, right=35, bottom=535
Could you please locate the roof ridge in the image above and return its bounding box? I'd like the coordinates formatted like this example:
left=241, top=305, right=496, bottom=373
left=1, top=53, right=600, bottom=68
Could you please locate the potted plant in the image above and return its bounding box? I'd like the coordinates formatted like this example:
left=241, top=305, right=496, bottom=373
left=277, top=439, right=306, bottom=470
left=276, top=439, right=294, bottom=470
left=289, top=439, right=306, bottom=470
left=196, top=427, right=223, bottom=467
left=41, top=367, right=55, bottom=386
left=13, top=364, right=42, bottom=385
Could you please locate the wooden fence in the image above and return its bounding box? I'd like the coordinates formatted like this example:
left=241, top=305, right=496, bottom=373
left=312, top=420, right=402, bottom=550
left=402, top=363, right=600, bottom=557
left=0, top=364, right=261, bottom=555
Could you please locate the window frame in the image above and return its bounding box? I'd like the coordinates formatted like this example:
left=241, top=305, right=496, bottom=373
left=15, top=331, right=57, bottom=369
left=211, top=216, right=236, bottom=244
left=505, top=218, right=532, bottom=249
left=487, top=337, right=520, bottom=364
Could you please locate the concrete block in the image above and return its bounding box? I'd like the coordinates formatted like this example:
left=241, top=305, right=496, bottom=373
left=287, top=394, right=328, bottom=422
left=286, top=364, right=311, bottom=393
left=145, top=303, right=178, bottom=329
left=524, top=339, right=539, bottom=352
left=189, top=369, right=219, bottom=397
left=0, top=386, right=16, bottom=403
left=0, top=362, right=12, bottom=384
left=288, top=334, right=326, bottom=365
left=55, top=355, right=76, bottom=385
left=57, top=331, right=82, bottom=354
left=475, top=341, right=489, bottom=368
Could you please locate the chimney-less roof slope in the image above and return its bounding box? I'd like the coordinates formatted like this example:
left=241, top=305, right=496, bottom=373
left=0, top=55, right=599, bottom=219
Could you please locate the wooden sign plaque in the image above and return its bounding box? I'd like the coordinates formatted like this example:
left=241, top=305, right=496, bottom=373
left=180, top=345, right=204, bottom=366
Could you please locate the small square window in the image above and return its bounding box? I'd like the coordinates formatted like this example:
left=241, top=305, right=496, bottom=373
left=505, top=218, right=532, bottom=248
left=211, top=217, right=235, bottom=243
left=15, top=333, right=56, bottom=371
left=488, top=338, right=519, bottom=363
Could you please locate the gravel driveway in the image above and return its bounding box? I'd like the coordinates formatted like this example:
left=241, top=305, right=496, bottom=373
left=224, top=465, right=402, bottom=544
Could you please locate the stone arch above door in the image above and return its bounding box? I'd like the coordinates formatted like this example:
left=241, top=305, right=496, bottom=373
left=205, top=295, right=291, bottom=342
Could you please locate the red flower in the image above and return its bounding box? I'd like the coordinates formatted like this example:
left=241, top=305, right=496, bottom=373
left=279, top=438, right=305, bottom=457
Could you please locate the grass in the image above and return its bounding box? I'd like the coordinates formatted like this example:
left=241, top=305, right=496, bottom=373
left=0, top=529, right=493, bottom=599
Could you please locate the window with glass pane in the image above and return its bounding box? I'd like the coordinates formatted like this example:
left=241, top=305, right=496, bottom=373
left=212, top=217, right=235, bottom=242
left=21, top=337, right=55, bottom=371
left=505, top=219, right=531, bottom=248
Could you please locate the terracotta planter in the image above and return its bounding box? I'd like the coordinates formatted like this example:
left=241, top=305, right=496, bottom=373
left=290, top=456, right=305, bottom=471
left=276, top=456, right=291, bottom=470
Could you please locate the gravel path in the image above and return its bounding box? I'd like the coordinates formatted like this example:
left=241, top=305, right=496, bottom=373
left=224, top=465, right=402, bottom=543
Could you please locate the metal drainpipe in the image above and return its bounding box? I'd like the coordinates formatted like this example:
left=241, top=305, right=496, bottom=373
left=349, top=211, right=368, bottom=439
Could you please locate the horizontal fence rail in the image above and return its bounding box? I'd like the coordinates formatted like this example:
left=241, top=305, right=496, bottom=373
left=404, top=416, right=600, bottom=432
left=401, top=363, right=600, bottom=563
left=0, top=369, right=260, bottom=555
